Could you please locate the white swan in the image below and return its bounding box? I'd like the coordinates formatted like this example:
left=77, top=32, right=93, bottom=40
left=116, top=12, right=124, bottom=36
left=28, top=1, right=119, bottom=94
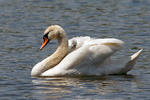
left=31, top=25, right=143, bottom=77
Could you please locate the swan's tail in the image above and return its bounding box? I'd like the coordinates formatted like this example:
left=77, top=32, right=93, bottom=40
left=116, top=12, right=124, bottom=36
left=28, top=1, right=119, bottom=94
left=120, top=49, right=143, bottom=74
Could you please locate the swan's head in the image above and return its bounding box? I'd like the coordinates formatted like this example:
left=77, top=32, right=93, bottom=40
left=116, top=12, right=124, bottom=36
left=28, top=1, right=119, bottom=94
left=68, top=40, right=77, bottom=53
left=40, top=25, right=65, bottom=50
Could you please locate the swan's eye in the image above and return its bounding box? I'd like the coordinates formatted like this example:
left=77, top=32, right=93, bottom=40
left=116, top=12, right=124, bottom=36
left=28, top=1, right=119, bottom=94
left=43, top=32, right=49, bottom=39
left=71, top=40, right=77, bottom=49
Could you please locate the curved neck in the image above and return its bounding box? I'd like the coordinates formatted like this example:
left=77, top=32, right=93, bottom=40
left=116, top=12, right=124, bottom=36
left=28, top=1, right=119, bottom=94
left=31, top=34, right=68, bottom=76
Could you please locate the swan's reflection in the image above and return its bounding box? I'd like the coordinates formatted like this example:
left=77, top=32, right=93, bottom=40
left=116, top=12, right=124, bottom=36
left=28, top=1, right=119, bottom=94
left=31, top=75, right=140, bottom=100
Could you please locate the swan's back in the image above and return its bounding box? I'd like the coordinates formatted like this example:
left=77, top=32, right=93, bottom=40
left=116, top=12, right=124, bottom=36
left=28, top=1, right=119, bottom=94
left=69, top=37, right=124, bottom=53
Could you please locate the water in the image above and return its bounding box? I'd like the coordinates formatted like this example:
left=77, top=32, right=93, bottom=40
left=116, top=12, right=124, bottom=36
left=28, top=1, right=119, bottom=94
left=0, top=0, right=150, bottom=100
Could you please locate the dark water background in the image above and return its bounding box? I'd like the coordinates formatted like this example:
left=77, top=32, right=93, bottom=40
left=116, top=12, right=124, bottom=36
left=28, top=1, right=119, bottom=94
left=0, top=0, right=150, bottom=100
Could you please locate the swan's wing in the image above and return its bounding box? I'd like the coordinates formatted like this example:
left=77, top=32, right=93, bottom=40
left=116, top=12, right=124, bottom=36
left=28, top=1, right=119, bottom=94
left=88, top=38, right=124, bottom=54
left=87, top=38, right=124, bottom=49
left=86, top=38, right=124, bottom=65
left=41, top=38, right=124, bottom=76
left=69, top=38, right=124, bottom=67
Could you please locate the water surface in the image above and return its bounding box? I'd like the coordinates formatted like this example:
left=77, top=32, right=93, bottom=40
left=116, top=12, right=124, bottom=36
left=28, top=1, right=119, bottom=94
left=0, top=0, right=150, bottom=100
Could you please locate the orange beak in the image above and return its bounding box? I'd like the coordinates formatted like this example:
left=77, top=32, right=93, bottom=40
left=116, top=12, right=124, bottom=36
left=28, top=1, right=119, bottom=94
left=40, top=37, right=49, bottom=50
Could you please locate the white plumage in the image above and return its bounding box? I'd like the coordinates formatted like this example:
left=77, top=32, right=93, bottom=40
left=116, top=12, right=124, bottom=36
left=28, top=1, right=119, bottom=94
left=31, top=25, right=142, bottom=77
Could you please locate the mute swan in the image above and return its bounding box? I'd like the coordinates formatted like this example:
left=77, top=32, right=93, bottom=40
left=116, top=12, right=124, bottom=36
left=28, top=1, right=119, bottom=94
left=31, top=25, right=143, bottom=77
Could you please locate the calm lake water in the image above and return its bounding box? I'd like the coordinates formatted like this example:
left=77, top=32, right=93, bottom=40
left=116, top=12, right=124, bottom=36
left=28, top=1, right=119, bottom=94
left=0, top=0, right=150, bottom=100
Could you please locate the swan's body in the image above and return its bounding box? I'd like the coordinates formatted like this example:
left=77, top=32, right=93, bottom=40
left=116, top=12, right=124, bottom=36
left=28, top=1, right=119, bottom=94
left=31, top=25, right=142, bottom=77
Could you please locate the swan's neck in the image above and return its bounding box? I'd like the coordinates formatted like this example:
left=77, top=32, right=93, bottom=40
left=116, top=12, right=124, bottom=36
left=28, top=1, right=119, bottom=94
left=31, top=34, right=68, bottom=76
